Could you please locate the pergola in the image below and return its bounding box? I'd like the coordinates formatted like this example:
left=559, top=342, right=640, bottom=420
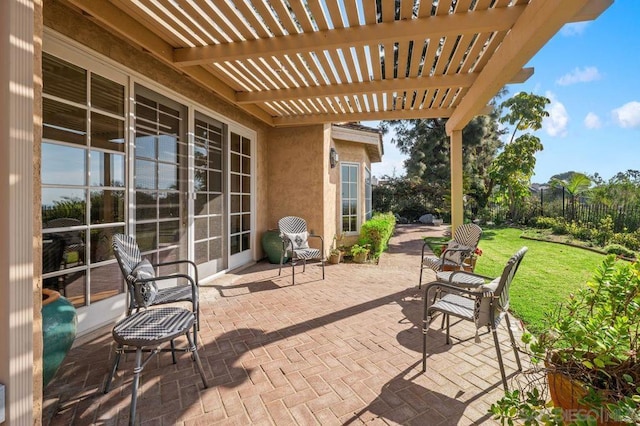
left=65, top=0, right=611, bottom=228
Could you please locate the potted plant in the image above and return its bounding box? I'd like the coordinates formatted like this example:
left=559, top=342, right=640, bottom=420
left=350, top=244, right=370, bottom=263
left=328, top=248, right=342, bottom=264
left=491, top=255, right=640, bottom=425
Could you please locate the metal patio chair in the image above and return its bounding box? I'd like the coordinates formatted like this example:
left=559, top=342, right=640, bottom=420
left=278, top=216, right=325, bottom=285
left=421, top=247, right=528, bottom=390
left=419, top=223, right=482, bottom=288
left=112, top=233, right=200, bottom=345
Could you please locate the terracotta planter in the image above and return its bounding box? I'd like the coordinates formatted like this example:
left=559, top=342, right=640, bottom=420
left=328, top=252, right=341, bottom=264
left=352, top=252, right=368, bottom=263
left=42, top=288, right=77, bottom=387
left=546, top=370, right=625, bottom=426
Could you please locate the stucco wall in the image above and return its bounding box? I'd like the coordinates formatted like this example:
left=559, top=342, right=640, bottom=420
left=43, top=0, right=271, bottom=258
left=267, top=125, right=327, bottom=252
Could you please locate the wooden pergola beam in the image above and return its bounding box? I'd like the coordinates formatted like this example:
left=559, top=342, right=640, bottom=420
left=273, top=108, right=454, bottom=127
left=173, top=6, right=526, bottom=66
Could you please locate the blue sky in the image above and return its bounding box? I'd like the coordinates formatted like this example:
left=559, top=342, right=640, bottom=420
left=371, top=1, right=640, bottom=184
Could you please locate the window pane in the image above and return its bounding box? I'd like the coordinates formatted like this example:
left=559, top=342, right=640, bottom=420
left=195, top=217, right=208, bottom=241
left=210, top=216, right=222, bottom=237
left=42, top=188, right=86, bottom=224
left=135, top=134, right=156, bottom=160
left=42, top=143, right=86, bottom=185
left=209, top=171, right=222, bottom=192
left=43, top=98, right=87, bottom=145
left=210, top=149, right=222, bottom=170
left=195, top=241, right=208, bottom=265
left=158, top=163, right=177, bottom=190
left=231, top=133, right=241, bottom=153
left=231, top=195, right=240, bottom=213
left=209, top=194, right=223, bottom=215
left=91, top=112, right=125, bottom=151
left=89, top=226, right=124, bottom=263
left=90, top=190, right=125, bottom=224
left=91, top=73, right=124, bottom=115
left=89, top=262, right=123, bottom=305
left=242, top=214, right=250, bottom=232
left=230, top=235, right=240, bottom=255
left=230, top=215, right=240, bottom=234
left=135, top=191, right=156, bottom=221
left=44, top=270, right=86, bottom=308
left=158, top=134, right=178, bottom=163
left=209, top=238, right=222, bottom=261
left=90, top=151, right=124, bottom=187
left=241, top=156, right=250, bottom=174
left=194, top=168, right=207, bottom=191
left=42, top=229, right=85, bottom=271
left=159, top=192, right=180, bottom=218
left=159, top=220, right=180, bottom=247
left=242, top=195, right=250, bottom=213
left=136, top=222, right=157, bottom=252
left=194, top=144, right=207, bottom=167
left=43, top=53, right=87, bottom=103
left=242, top=176, right=250, bottom=193
left=241, top=137, right=250, bottom=156
left=241, top=232, right=250, bottom=251
left=231, top=153, right=240, bottom=173
left=194, top=193, right=207, bottom=216
left=135, top=159, right=156, bottom=189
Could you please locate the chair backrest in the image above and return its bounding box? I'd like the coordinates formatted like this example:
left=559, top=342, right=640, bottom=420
left=475, top=247, right=528, bottom=328
left=278, top=216, right=308, bottom=234
left=112, top=233, right=142, bottom=280
left=443, top=223, right=483, bottom=264
left=452, top=223, right=483, bottom=248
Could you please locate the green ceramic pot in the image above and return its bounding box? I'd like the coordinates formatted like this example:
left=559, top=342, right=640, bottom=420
left=261, top=229, right=288, bottom=264
left=42, top=288, right=77, bottom=387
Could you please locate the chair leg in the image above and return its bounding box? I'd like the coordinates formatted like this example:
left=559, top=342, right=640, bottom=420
left=302, top=259, right=306, bottom=273
left=129, top=348, right=143, bottom=426
left=491, top=326, right=509, bottom=391
left=321, top=258, right=325, bottom=280
left=103, top=345, right=123, bottom=393
left=170, top=340, right=177, bottom=364
left=504, top=314, right=522, bottom=372
left=422, top=295, right=431, bottom=372
left=419, top=264, right=424, bottom=289
left=186, top=330, right=209, bottom=389
left=291, top=258, right=295, bottom=285
left=278, top=250, right=285, bottom=276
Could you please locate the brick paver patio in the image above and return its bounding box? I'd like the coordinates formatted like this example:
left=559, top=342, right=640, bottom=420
left=43, top=224, right=526, bottom=425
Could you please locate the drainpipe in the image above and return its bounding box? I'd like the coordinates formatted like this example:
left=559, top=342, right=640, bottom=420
left=449, top=130, right=464, bottom=234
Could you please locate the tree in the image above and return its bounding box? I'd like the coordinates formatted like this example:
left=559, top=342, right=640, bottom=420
left=381, top=107, right=503, bottom=212
left=549, top=172, right=592, bottom=220
left=488, top=92, right=549, bottom=220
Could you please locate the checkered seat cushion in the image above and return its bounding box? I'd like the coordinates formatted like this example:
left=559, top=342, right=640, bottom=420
left=112, top=307, right=195, bottom=347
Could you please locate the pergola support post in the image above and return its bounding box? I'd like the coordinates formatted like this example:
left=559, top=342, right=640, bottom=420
left=449, top=129, right=464, bottom=234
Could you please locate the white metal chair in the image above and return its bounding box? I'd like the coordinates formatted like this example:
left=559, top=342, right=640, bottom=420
left=278, top=216, right=325, bottom=284
left=419, top=223, right=482, bottom=288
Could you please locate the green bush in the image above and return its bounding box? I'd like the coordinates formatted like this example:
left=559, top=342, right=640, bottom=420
left=593, top=215, right=614, bottom=246
left=530, top=216, right=557, bottom=229
left=604, top=243, right=636, bottom=258
left=567, top=220, right=592, bottom=241
left=359, top=212, right=396, bottom=259
left=611, top=230, right=640, bottom=251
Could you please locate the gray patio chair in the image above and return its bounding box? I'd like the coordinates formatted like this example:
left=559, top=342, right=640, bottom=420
left=421, top=247, right=527, bottom=390
left=278, top=216, right=324, bottom=285
left=112, top=233, right=200, bottom=345
left=419, top=223, right=482, bottom=288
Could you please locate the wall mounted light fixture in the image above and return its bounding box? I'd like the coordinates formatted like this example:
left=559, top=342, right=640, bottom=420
left=329, top=147, right=339, bottom=168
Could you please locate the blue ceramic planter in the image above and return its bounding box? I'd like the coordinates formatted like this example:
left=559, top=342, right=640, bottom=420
left=42, top=289, right=77, bottom=387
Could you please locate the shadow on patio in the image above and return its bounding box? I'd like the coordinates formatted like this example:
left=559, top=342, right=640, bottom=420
left=43, top=224, right=523, bottom=425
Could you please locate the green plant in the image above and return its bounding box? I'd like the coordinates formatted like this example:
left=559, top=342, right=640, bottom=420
left=359, top=212, right=396, bottom=259
left=603, top=243, right=635, bottom=258
left=349, top=243, right=370, bottom=256
left=492, top=256, right=640, bottom=425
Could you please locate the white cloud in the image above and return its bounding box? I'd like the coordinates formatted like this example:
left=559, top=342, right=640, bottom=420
left=556, top=66, right=601, bottom=86
left=612, top=101, right=640, bottom=128
left=584, top=112, right=601, bottom=129
left=543, top=92, right=569, bottom=137
left=560, top=22, right=589, bottom=36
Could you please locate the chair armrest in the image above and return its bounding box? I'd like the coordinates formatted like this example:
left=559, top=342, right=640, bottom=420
left=422, top=280, right=489, bottom=309
left=154, top=259, right=199, bottom=284
left=308, top=234, right=324, bottom=255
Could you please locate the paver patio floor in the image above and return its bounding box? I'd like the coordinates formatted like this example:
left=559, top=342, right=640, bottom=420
left=43, top=224, right=527, bottom=425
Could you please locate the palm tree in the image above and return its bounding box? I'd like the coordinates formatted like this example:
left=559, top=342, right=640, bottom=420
left=550, top=172, right=592, bottom=220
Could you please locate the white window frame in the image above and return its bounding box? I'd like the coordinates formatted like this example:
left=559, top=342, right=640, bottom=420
left=365, top=166, right=372, bottom=221
left=340, top=162, right=360, bottom=235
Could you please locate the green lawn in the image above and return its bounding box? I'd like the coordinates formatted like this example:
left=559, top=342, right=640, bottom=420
left=425, top=227, right=606, bottom=334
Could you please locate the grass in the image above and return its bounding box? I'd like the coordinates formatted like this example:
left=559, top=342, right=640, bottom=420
left=425, top=227, right=606, bottom=334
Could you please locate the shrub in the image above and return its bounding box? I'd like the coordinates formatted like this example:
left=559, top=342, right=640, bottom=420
left=593, top=215, right=614, bottom=246
left=604, top=243, right=636, bottom=258
left=530, top=216, right=557, bottom=229
left=567, top=220, right=592, bottom=241
left=610, top=231, right=640, bottom=252
left=550, top=217, right=569, bottom=235
left=359, top=212, right=396, bottom=259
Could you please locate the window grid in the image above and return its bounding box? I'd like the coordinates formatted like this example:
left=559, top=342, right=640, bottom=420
left=341, top=163, right=359, bottom=233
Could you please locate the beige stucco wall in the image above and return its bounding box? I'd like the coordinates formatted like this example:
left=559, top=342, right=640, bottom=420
left=43, top=0, right=271, bottom=258
left=266, top=125, right=330, bottom=253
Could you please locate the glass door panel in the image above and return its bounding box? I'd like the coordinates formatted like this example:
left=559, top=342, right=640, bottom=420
left=228, top=131, right=252, bottom=269
left=193, top=112, right=226, bottom=276
left=134, top=86, right=188, bottom=275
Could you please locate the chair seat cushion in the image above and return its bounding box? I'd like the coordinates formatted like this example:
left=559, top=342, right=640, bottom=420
left=422, top=255, right=460, bottom=271
left=131, top=259, right=159, bottom=307
left=112, top=307, right=195, bottom=346
left=430, top=294, right=475, bottom=320
left=292, top=248, right=321, bottom=260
